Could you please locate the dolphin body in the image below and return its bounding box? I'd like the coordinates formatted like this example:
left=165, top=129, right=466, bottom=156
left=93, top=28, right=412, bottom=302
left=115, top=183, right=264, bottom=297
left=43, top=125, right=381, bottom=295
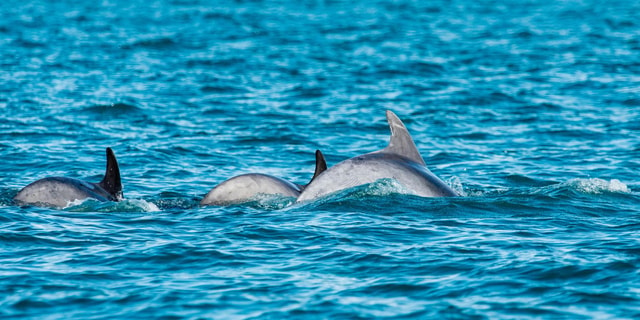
left=14, top=148, right=123, bottom=208
left=297, top=111, right=459, bottom=202
left=200, top=150, right=327, bottom=206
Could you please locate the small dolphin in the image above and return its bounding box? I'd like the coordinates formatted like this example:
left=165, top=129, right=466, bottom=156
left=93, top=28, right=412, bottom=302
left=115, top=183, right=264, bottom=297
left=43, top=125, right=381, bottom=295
left=14, top=148, right=123, bottom=208
left=200, top=150, right=327, bottom=206
left=297, top=111, right=459, bottom=202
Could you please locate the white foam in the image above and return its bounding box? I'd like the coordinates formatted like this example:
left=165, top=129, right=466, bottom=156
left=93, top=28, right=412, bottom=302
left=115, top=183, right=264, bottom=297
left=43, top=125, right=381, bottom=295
left=64, top=198, right=161, bottom=212
left=248, top=193, right=296, bottom=210
left=64, top=197, right=96, bottom=209
left=446, top=176, right=467, bottom=197
left=125, top=199, right=161, bottom=212
left=566, top=178, right=630, bottom=194
left=363, top=178, right=414, bottom=196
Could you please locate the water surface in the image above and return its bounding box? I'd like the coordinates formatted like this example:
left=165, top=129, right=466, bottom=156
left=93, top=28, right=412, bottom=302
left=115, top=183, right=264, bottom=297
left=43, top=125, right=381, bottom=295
left=1, top=0, right=639, bottom=318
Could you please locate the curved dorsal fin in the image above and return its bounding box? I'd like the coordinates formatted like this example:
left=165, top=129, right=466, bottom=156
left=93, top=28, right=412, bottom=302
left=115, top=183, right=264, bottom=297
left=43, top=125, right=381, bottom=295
left=299, top=150, right=328, bottom=190
left=99, top=147, right=123, bottom=201
left=311, top=149, right=327, bottom=182
left=382, top=110, right=426, bottom=166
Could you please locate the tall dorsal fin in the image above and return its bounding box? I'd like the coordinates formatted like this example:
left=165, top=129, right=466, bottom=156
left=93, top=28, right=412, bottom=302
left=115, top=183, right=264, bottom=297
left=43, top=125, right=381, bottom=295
left=99, top=147, right=123, bottom=201
left=382, top=110, right=426, bottom=166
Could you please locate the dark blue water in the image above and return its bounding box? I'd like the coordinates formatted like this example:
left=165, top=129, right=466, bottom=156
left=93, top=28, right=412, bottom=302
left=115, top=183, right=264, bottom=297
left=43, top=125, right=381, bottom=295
left=2, top=0, right=640, bottom=318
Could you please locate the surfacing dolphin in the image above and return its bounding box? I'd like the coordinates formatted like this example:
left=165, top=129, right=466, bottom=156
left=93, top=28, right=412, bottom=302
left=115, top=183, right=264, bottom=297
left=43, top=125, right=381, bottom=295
left=200, top=150, right=328, bottom=206
left=14, top=148, right=123, bottom=208
left=297, top=111, right=459, bottom=202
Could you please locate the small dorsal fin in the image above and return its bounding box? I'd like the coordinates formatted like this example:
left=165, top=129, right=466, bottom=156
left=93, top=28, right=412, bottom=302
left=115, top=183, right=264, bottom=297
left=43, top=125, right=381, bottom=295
left=311, top=149, right=327, bottom=182
left=99, top=147, right=123, bottom=201
left=382, top=110, right=426, bottom=166
left=299, top=150, right=328, bottom=190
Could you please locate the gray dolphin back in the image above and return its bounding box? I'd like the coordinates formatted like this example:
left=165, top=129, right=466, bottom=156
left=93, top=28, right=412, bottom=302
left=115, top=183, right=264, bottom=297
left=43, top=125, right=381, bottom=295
left=14, top=177, right=110, bottom=208
left=201, top=150, right=328, bottom=206
left=200, top=173, right=301, bottom=206
left=14, top=147, right=124, bottom=207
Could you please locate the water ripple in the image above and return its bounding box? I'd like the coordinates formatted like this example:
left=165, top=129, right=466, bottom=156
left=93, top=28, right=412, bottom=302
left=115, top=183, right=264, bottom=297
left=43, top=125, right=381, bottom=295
left=1, top=0, right=640, bottom=319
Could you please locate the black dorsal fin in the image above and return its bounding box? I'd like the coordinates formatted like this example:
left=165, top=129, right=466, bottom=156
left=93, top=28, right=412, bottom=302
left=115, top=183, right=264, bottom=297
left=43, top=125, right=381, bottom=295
left=99, top=147, right=123, bottom=201
left=382, top=110, right=426, bottom=166
left=298, top=150, right=327, bottom=191
left=310, top=149, right=327, bottom=183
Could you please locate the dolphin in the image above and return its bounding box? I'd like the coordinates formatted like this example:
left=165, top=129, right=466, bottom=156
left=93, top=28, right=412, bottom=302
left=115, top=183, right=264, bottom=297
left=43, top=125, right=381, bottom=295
left=297, top=111, right=459, bottom=202
left=14, top=148, right=123, bottom=208
left=200, top=150, right=328, bottom=206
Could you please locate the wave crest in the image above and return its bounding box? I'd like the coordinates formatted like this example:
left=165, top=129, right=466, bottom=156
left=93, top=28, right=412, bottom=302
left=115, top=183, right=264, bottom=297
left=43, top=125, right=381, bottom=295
left=565, top=178, right=630, bottom=194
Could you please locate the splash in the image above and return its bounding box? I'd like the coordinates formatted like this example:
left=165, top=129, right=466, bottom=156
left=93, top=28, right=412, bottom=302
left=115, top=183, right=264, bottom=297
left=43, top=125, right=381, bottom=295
left=65, top=198, right=161, bottom=212
left=244, top=194, right=296, bottom=210
left=362, top=178, right=415, bottom=197
left=565, top=178, right=630, bottom=194
left=446, top=176, right=468, bottom=197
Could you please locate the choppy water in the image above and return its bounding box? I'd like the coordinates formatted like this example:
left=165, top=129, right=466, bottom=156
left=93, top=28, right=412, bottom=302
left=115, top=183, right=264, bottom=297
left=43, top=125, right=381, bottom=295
left=2, top=0, right=640, bottom=318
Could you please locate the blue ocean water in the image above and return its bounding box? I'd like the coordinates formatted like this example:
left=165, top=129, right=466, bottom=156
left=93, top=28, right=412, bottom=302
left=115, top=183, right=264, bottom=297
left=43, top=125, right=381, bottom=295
left=1, top=0, right=640, bottom=318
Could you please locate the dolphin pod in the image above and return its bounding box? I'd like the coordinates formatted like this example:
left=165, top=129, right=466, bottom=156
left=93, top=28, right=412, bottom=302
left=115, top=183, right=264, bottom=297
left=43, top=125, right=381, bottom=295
left=13, top=111, right=458, bottom=208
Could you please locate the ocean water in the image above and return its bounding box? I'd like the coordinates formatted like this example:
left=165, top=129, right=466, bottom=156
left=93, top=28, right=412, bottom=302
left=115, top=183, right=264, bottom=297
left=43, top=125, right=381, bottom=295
left=1, top=0, right=640, bottom=318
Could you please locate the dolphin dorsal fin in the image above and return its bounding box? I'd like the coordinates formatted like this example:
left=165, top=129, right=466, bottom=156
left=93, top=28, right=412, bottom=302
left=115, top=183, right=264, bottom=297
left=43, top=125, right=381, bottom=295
left=99, top=147, right=123, bottom=201
left=300, top=150, right=328, bottom=190
left=382, top=110, right=426, bottom=166
left=311, top=149, right=327, bottom=182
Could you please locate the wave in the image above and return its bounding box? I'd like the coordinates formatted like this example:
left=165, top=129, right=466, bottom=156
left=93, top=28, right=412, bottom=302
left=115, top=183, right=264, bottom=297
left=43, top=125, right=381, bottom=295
left=1, top=177, right=633, bottom=214
left=292, top=178, right=453, bottom=213
left=122, top=36, right=177, bottom=49
left=532, top=178, right=632, bottom=198
left=199, top=194, right=297, bottom=211
left=82, top=102, right=142, bottom=115
left=563, top=178, right=630, bottom=194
